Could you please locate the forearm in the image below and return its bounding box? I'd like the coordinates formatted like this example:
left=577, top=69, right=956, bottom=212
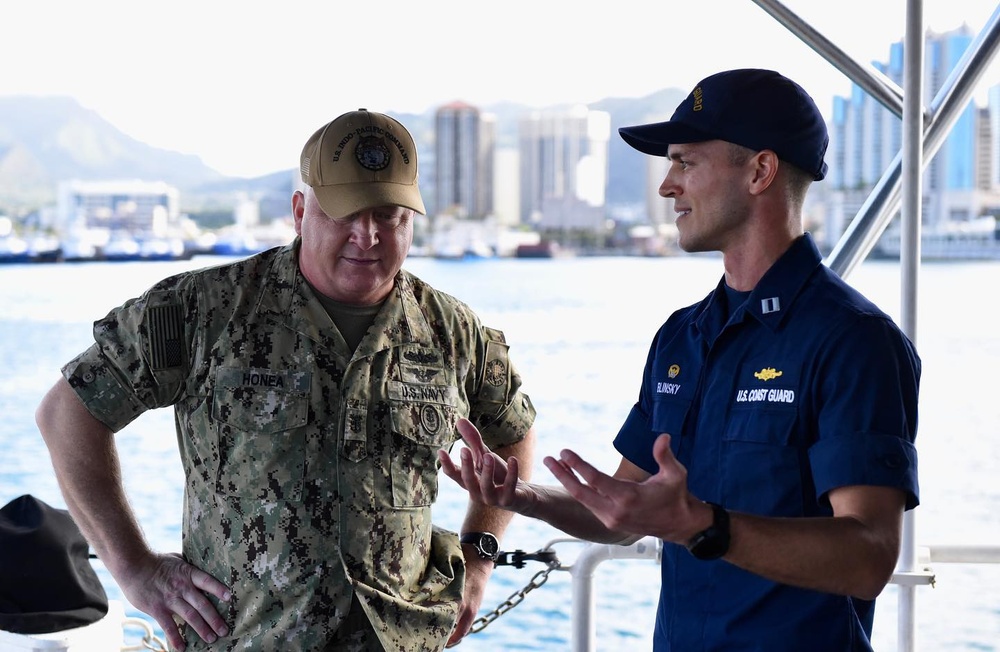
left=460, top=433, right=535, bottom=540
left=36, top=379, right=153, bottom=578
left=521, top=483, right=638, bottom=545
left=724, top=511, right=900, bottom=600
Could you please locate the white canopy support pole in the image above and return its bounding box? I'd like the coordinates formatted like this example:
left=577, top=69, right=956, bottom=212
left=897, top=0, right=924, bottom=650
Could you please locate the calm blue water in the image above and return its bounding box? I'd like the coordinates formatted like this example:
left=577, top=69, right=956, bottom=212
left=2, top=254, right=999, bottom=651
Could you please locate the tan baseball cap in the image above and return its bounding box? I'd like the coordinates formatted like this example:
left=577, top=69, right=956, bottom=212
left=300, top=108, right=426, bottom=219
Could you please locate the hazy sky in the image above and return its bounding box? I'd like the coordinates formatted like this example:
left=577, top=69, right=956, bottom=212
left=3, top=1, right=997, bottom=178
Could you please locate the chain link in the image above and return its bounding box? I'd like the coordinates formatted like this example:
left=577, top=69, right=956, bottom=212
left=468, top=555, right=562, bottom=634
left=121, top=616, right=170, bottom=652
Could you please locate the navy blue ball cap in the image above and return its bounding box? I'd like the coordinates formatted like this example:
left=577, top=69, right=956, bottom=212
left=619, top=68, right=829, bottom=181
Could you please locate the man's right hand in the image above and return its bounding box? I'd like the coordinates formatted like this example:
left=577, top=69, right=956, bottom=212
left=438, top=418, right=535, bottom=515
left=119, top=552, right=231, bottom=651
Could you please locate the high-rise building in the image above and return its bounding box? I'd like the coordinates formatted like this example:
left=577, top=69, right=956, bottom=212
left=829, top=25, right=1000, bottom=242
left=518, top=105, right=610, bottom=232
left=433, top=102, right=495, bottom=219
left=989, top=85, right=1000, bottom=189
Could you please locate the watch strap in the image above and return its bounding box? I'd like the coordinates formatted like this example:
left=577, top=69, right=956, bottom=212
left=686, top=502, right=731, bottom=560
left=460, top=531, right=500, bottom=561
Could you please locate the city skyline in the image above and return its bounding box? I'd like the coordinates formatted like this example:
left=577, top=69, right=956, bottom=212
left=2, top=1, right=996, bottom=179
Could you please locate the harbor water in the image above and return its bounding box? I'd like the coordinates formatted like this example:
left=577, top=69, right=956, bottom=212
left=2, top=253, right=998, bottom=650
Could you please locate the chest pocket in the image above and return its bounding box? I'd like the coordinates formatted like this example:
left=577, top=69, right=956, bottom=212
left=388, top=378, right=460, bottom=508
left=650, top=394, right=692, bottom=439
left=723, top=383, right=804, bottom=515
left=212, top=367, right=312, bottom=502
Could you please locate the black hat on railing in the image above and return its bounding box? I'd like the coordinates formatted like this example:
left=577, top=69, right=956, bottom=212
left=0, top=494, right=109, bottom=634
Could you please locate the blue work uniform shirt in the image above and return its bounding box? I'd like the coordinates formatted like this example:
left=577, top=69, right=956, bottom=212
left=614, top=234, right=920, bottom=652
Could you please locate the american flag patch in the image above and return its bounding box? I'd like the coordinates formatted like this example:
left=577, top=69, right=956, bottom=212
left=148, top=304, right=184, bottom=370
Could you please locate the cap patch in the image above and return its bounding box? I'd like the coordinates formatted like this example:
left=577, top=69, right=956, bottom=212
left=692, top=86, right=704, bottom=112
left=355, top=136, right=391, bottom=171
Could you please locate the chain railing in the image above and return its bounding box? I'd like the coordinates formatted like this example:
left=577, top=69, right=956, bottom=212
left=468, top=546, right=563, bottom=634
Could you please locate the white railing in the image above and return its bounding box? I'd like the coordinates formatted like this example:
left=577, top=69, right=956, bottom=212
left=558, top=537, right=1000, bottom=652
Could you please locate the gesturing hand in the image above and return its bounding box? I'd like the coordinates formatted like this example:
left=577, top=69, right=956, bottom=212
left=438, top=418, right=534, bottom=514
left=543, top=433, right=705, bottom=543
left=118, top=552, right=231, bottom=651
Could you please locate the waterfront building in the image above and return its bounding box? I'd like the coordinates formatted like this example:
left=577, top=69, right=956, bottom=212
left=434, top=102, right=495, bottom=220
left=827, top=26, right=1000, bottom=250
left=517, top=105, right=610, bottom=233
left=55, top=179, right=185, bottom=258
left=988, top=85, right=1000, bottom=189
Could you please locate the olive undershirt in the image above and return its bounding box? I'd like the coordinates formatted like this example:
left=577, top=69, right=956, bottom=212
left=308, top=282, right=384, bottom=352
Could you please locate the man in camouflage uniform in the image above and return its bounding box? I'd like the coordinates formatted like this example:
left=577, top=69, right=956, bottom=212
left=36, top=109, right=537, bottom=651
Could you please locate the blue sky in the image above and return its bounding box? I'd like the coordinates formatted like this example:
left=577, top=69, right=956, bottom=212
left=2, top=0, right=996, bottom=178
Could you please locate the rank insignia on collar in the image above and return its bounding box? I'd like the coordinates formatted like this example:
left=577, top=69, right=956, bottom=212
left=761, top=297, right=781, bottom=314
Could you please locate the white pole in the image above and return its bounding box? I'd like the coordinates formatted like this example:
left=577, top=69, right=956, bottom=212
left=569, top=537, right=661, bottom=651
left=897, top=0, right=923, bottom=650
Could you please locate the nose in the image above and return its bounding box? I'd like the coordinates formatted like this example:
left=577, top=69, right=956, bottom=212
left=350, top=214, right=379, bottom=249
left=659, top=170, right=679, bottom=199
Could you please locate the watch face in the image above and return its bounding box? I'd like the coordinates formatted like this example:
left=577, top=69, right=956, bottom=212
left=480, top=534, right=499, bottom=558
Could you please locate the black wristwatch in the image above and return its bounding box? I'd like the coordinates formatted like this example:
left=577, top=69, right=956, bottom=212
left=460, top=531, right=500, bottom=561
left=686, top=502, right=731, bottom=560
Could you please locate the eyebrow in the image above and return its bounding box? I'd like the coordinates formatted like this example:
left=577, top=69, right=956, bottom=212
left=667, top=147, right=688, bottom=161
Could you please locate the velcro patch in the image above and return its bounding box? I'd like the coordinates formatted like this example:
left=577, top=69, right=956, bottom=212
left=147, top=304, right=184, bottom=370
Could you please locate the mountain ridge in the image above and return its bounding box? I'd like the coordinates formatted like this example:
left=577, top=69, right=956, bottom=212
left=0, top=89, right=688, bottom=215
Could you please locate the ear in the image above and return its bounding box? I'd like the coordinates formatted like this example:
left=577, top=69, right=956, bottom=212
left=748, top=150, right=779, bottom=196
left=291, top=190, right=305, bottom=234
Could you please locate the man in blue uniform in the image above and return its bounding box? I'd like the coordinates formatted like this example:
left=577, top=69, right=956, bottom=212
left=440, top=68, right=920, bottom=650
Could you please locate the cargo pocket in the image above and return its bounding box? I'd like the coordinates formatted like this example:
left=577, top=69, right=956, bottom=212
left=388, top=387, right=459, bottom=508
left=212, top=367, right=312, bottom=502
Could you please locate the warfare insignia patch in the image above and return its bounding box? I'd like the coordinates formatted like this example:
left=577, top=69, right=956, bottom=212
left=754, top=367, right=783, bottom=381
left=411, top=368, right=440, bottom=382
left=355, top=137, right=391, bottom=171
left=404, top=350, right=438, bottom=364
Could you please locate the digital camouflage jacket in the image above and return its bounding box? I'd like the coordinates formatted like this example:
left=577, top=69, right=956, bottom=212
left=62, top=240, right=536, bottom=651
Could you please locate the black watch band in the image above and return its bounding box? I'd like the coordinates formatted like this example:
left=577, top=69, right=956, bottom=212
left=460, top=531, right=500, bottom=561
left=686, top=502, right=731, bottom=560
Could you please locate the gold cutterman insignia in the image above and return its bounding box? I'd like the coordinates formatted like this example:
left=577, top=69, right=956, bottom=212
left=754, top=367, right=783, bottom=381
